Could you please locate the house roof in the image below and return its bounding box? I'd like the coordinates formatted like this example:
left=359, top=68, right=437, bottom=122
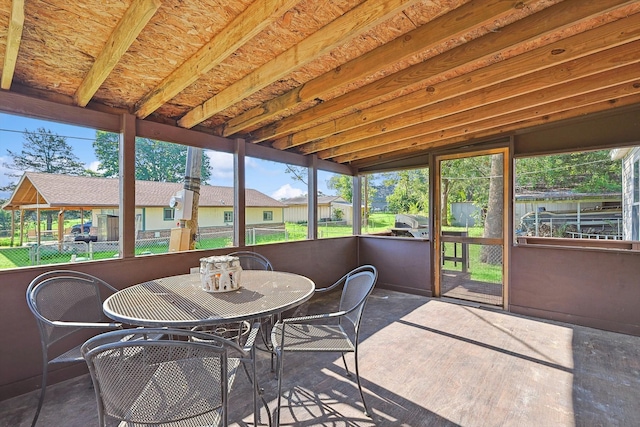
left=282, top=195, right=347, bottom=206
left=515, top=191, right=622, bottom=202
left=2, top=172, right=286, bottom=210
left=1, top=1, right=639, bottom=170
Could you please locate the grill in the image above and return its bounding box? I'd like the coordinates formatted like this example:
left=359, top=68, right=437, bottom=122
left=390, top=214, right=429, bottom=238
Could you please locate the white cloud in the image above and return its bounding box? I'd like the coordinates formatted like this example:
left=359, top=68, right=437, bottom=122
left=87, top=160, right=102, bottom=173
left=271, top=184, right=304, bottom=200
left=206, top=151, right=234, bottom=183
left=245, top=157, right=260, bottom=168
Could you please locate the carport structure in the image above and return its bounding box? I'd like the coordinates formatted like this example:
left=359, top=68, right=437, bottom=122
left=1, top=172, right=100, bottom=247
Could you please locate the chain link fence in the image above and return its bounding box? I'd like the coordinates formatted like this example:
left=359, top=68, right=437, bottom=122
left=0, top=226, right=295, bottom=269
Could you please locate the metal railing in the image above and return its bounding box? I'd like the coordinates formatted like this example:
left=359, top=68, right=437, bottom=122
left=566, top=231, right=622, bottom=240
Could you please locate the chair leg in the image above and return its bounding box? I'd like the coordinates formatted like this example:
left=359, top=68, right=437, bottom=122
left=31, top=360, right=48, bottom=427
left=353, top=347, right=370, bottom=417
left=274, top=350, right=284, bottom=427
left=340, top=352, right=352, bottom=377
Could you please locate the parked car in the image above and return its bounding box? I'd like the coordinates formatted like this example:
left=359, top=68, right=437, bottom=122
left=71, top=221, right=92, bottom=234
left=70, top=221, right=97, bottom=242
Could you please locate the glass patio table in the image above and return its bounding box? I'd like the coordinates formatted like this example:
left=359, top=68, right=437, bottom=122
left=103, top=270, right=315, bottom=327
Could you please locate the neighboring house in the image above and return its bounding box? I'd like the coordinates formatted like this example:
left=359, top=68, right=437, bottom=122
left=612, top=147, right=640, bottom=240
left=2, top=172, right=286, bottom=240
left=282, top=195, right=354, bottom=225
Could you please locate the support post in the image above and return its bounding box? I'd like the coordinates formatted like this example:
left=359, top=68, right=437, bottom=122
left=119, top=113, right=137, bottom=258
left=234, top=139, right=246, bottom=247
left=308, top=155, right=318, bottom=240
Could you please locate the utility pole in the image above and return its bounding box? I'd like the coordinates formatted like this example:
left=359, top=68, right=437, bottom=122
left=184, top=147, right=202, bottom=250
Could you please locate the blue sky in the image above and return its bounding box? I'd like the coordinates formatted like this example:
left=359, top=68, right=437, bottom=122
left=0, top=112, right=334, bottom=200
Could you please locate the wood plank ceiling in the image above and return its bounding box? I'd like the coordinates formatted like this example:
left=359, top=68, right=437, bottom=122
left=1, top=0, right=639, bottom=170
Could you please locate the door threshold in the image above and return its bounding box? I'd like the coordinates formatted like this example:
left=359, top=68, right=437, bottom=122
left=440, top=296, right=504, bottom=311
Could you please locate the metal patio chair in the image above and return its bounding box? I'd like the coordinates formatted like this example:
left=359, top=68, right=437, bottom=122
left=190, top=321, right=271, bottom=427
left=82, top=327, right=254, bottom=427
left=26, top=270, right=123, bottom=427
left=270, top=265, right=378, bottom=426
left=228, top=250, right=277, bottom=363
left=228, top=250, right=274, bottom=271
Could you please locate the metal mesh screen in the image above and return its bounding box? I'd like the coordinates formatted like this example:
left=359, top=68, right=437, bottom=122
left=441, top=242, right=503, bottom=306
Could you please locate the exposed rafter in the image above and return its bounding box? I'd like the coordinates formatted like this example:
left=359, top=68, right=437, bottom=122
left=351, top=92, right=640, bottom=168
left=302, top=17, right=640, bottom=158
left=1, top=0, right=24, bottom=90
left=340, top=74, right=640, bottom=164
left=1, top=0, right=639, bottom=171
left=266, top=0, right=637, bottom=149
left=220, top=0, right=530, bottom=137
left=177, top=0, right=422, bottom=129
left=135, top=0, right=302, bottom=119
left=73, top=0, right=160, bottom=107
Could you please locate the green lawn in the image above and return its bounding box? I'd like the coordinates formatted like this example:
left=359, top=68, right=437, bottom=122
left=441, top=226, right=503, bottom=283
left=4, top=214, right=488, bottom=271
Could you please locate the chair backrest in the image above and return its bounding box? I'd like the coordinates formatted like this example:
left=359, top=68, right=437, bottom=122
left=338, top=265, right=378, bottom=329
left=26, top=270, right=118, bottom=349
left=228, top=251, right=273, bottom=271
left=82, top=328, right=244, bottom=427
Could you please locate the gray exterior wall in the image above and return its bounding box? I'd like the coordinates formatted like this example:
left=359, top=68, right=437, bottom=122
left=621, top=147, right=640, bottom=240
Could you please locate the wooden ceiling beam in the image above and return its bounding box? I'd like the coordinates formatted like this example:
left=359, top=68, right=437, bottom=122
left=313, top=38, right=640, bottom=158
left=287, top=13, right=640, bottom=153
left=351, top=93, right=640, bottom=168
left=1, top=0, right=25, bottom=90
left=177, top=0, right=422, bottom=129
left=220, top=0, right=531, bottom=137
left=134, top=0, right=301, bottom=119
left=334, top=67, right=640, bottom=162
left=73, top=0, right=160, bottom=107
left=336, top=75, right=640, bottom=164
left=259, top=0, right=637, bottom=147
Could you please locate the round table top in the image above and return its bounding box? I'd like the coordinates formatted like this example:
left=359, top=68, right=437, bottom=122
left=103, top=270, right=316, bottom=327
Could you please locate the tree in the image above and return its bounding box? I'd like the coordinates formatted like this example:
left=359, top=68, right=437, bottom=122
left=2, top=128, right=86, bottom=187
left=2, top=128, right=87, bottom=230
left=384, top=169, right=428, bottom=214
left=0, top=200, right=11, bottom=231
left=440, top=157, right=491, bottom=225
left=327, top=174, right=353, bottom=202
left=515, top=150, right=621, bottom=193
left=93, top=131, right=212, bottom=183
left=284, top=165, right=307, bottom=186
left=481, top=154, right=503, bottom=264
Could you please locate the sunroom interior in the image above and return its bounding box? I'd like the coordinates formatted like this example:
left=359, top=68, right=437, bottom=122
left=1, top=0, right=640, bottom=423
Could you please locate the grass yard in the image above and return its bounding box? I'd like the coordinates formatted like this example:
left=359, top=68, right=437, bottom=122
left=441, top=225, right=503, bottom=284
left=1, top=213, right=500, bottom=288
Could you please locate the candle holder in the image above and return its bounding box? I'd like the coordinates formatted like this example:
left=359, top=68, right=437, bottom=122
left=199, top=255, right=242, bottom=293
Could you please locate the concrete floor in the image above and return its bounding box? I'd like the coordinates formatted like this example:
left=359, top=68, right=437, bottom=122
left=2, top=288, right=639, bottom=426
